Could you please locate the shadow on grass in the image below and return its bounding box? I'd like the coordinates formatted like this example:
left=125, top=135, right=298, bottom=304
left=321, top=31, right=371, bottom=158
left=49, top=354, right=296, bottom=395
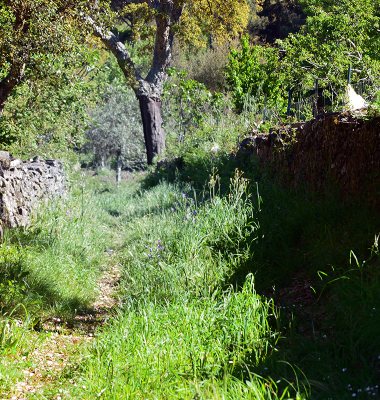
left=0, top=255, right=91, bottom=319
left=141, top=152, right=380, bottom=399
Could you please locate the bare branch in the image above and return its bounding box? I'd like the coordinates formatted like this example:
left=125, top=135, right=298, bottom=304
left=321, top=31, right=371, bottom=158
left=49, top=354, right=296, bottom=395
left=88, top=17, right=143, bottom=89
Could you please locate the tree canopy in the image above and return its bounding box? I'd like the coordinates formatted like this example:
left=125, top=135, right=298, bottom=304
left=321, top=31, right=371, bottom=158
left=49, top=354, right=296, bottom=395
left=278, top=0, right=380, bottom=88
left=225, top=0, right=380, bottom=115
left=0, top=0, right=109, bottom=117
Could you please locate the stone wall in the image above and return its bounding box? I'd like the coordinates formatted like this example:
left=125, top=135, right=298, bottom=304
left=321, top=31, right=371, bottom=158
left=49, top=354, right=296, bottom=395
left=0, top=151, right=65, bottom=230
left=237, top=111, right=380, bottom=206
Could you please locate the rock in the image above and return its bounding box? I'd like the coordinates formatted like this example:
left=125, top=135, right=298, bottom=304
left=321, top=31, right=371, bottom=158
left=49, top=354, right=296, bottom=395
left=0, top=157, right=65, bottom=228
left=33, top=155, right=43, bottom=163
left=0, top=151, right=10, bottom=170
left=10, top=159, right=22, bottom=168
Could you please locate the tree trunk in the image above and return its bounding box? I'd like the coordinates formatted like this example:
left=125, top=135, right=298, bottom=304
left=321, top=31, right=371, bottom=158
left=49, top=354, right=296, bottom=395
left=139, top=96, right=165, bottom=165
left=116, top=149, right=122, bottom=183
left=99, top=153, right=105, bottom=170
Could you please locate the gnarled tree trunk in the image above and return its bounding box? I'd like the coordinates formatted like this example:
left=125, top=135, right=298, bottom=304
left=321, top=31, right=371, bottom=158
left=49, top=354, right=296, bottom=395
left=139, top=97, right=165, bottom=165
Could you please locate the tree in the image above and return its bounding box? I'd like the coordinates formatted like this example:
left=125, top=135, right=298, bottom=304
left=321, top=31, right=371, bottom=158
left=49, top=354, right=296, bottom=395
left=277, top=0, right=380, bottom=89
left=0, top=0, right=104, bottom=118
left=85, top=84, right=144, bottom=180
left=225, top=0, right=380, bottom=117
left=0, top=70, right=96, bottom=159
left=90, top=0, right=250, bottom=165
left=225, top=35, right=285, bottom=113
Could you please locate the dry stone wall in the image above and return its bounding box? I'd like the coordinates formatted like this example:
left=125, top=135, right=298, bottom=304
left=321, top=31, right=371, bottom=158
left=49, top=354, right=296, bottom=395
left=0, top=151, right=64, bottom=230
left=237, top=111, right=380, bottom=206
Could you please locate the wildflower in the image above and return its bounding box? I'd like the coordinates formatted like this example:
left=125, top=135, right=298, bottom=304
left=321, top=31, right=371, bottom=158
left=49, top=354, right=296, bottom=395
left=181, top=193, right=185, bottom=197
left=171, top=208, right=175, bottom=212
left=174, top=194, right=177, bottom=196
left=174, top=202, right=178, bottom=205
left=161, top=247, right=165, bottom=250
left=145, top=245, right=148, bottom=248
left=158, top=240, right=161, bottom=243
left=191, top=199, right=195, bottom=203
left=194, top=220, right=197, bottom=223
left=185, top=215, right=188, bottom=220
left=342, top=368, right=347, bottom=372
left=148, top=254, right=152, bottom=258
left=187, top=206, right=189, bottom=210
left=193, top=211, right=197, bottom=215
left=352, top=394, right=356, bottom=397
left=150, top=248, right=152, bottom=252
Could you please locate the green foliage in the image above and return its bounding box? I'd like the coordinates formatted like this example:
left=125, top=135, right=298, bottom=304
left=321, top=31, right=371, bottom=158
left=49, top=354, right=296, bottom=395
left=224, top=0, right=380, bottom=119
left=0, top=1, right=113, bottom=157
left=84, top=83, right=144, bottom=167
left=0, top=0, right=109, bottom=82
left=162, top=68, right=224, bottom=141
left=225, top=36, right=286, bottom=113
left=277, top=0, right=380, bottom=88
left=0, top=71, right=95, bottom=159
left=365, top=90, right=380, bottom=119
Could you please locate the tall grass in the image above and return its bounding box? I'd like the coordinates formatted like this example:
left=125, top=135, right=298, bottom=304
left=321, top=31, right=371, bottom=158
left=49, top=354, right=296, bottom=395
left=60, top=170, right=306, bottom=399
left=74, top=277, right=281, bottom=399
left=2, top=151, right=379, bottom=399
left=0, top=178, right=119, bottom=317
left=151, top=132, right=380, bottom=399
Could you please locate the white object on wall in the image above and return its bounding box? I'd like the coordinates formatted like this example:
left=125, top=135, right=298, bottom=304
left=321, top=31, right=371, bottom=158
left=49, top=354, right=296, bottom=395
left=345, top=84, right=368, bottom=110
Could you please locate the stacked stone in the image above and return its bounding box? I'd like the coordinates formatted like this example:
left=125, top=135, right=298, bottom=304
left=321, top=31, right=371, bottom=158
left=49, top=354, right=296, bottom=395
left=0, top=151, right=65, bottom=229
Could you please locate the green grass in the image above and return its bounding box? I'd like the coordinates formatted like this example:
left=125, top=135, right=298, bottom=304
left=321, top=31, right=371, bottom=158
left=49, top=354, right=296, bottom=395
left=0, top=154, right=379, bottom=399
left=0, top=177, right=117, bottom=318
left=150, top=149, right=380, bottom=399
left=72, top=278, right=283, bottom=399
left=62, top=170, right=300, bottom=399
left=0, top=171, right=301, bottom=399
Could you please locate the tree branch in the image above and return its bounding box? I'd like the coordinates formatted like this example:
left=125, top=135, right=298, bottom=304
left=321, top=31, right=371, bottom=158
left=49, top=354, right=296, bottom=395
left=89, top=17, right=143, bottom=89
left=145, top=1, right=182, bottom=87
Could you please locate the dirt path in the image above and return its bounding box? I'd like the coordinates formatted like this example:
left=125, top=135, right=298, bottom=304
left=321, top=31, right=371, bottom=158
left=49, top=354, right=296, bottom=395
left=8, top=265, right=121, bottom=400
